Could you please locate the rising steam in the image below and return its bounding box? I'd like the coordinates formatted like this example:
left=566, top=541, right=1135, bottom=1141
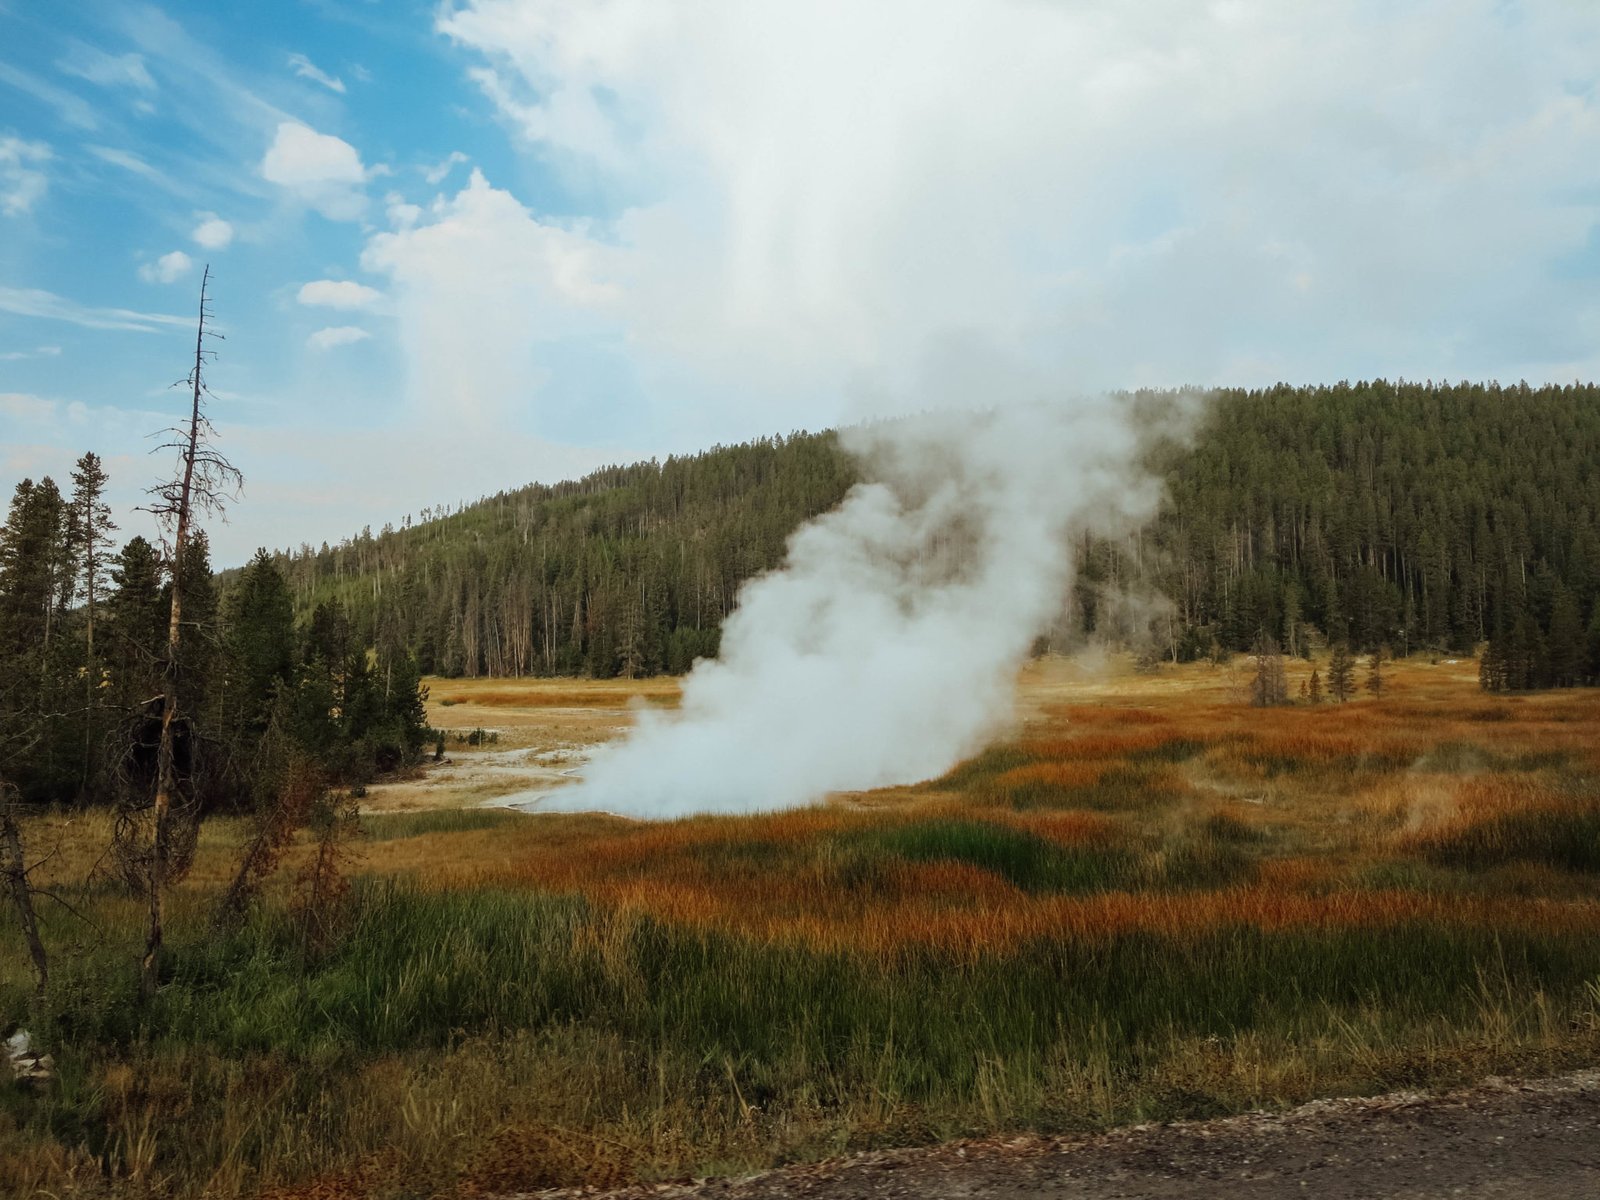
left=522, top=395, right=1180, bottom=818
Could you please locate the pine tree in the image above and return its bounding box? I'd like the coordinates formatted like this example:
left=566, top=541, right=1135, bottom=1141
left=1308, top=667, right=1324, bottom=704
left=225, top=549, right=295, bottom=735
left=1587, top=598, right=1600, bottom=686
left=1546, top=584, right=1584, bottom=687
left=1327, top=642, right=1355, bottom=702
left=1365, top=645, right=1386, bottom=697
left=0, top=478, right=75, bottom=801
left=1479, top=635, right=1507, bottom=693
left=70, top=452, right=117, bottom=799
left=106, top=536, right=167, bottom=708
left=0, top=478, right=71, bottom=673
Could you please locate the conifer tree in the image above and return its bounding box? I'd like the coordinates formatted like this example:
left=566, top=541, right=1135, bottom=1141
left=224, top=549, right=295, bottom=736
left=70, top=452, right=116, bottom=798
left=1587, top=598, right=1600, bottom=686
left=1479, top=635, right=1507, bottom=693
left=1365, top=645, right=1386, bottom=698
left=1308, top=667, right=1324, bottom=704
left=1327, top=642, right=1355, bottom=702
left=0, top=478, right=75, bottom=800
left=106, top=536, right=167, bottom=708
left=1546, top=584, right=1584, bottom=687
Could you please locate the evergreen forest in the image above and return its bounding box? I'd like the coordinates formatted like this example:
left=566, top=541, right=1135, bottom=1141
left=255, top=380, right=1600, bottom=686
left=6, top=378, right=1600, bottom=810
left=0, top=462, right=432, bottom=810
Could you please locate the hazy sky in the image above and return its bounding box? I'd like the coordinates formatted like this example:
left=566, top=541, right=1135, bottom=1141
left=3, top=0, right=1599, bottom=564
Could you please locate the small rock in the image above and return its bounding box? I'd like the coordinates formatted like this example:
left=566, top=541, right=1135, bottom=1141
left=5, top=1027, right=56, bottom=1088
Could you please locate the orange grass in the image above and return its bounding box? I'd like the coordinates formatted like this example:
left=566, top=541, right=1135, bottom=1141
left=352, top=656, right=1600, bottom=958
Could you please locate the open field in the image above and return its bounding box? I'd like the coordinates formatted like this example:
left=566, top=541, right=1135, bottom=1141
left=5, top=655, right=1600, bottom=1198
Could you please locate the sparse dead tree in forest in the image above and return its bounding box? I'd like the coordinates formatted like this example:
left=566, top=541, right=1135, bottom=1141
left=214, top=735, right=323, bottom=929
left=1249, top=631, right=1288, bottom=707
left=295, top=789, right=361, bottom=956
left=1, top=776, right=48, bottom=997
left=120, top=265, right=242, bottom=997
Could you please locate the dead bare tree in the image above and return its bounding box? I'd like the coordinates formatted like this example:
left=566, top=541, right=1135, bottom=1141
left=124, top=264, right=242, bottom=997
left=1, top=777, right=48, bottom=997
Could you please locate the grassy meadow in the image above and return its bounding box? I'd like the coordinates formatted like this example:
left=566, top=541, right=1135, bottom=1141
left=5, top=655, right=1600, bottom=1197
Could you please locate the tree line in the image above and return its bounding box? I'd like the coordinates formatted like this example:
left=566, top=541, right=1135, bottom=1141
left=259, top=380, right=1600, bottom=690
left=0, top=270, right=430, bottom=999
left=0, top=470, right=432, bottom=812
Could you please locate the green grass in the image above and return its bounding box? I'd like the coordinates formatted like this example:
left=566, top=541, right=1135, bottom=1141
left=360, top=808, right=527, bottom=841
left=22, top=880, right=1600, bottom=1075
left=1411, top=804, right=1600, bottom=874
left=6, top=878, right=1600, bottom=1197
left=848, top=820, right=1134, bottom=893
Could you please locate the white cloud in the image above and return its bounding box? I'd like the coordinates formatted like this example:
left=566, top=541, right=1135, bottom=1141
left=192, top=213, right=234, bottom=249
left=0, top=393, right=56, bottom=423
left=431, top=0, right=1600, bottom=425
left=57, top=46, right=156, bottom=92
left=424, top=150, right=469, bottom=185
left=297, top=279, right=383, bottom=310
left=288, top=52, right=346, bottom=94
left=0, top=136, right=49, bottom=217
left=139, top=250, right=193, bottom=284
left=362, top=170, right=618, bottom=422
left=0, top=344, right=62, bottom=361
left=260, top=121, right=368, bottom=220
left=0, top=285, right=191, bottom=332
left=308, top=325, right=371, bottom=350
left=385, top=194, right=422, bottom=229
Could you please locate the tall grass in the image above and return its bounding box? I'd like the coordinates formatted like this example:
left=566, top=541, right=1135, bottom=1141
left=7, top=664, right=1600, bottom=1196
left=7, top=879, right=1600, bottom=1198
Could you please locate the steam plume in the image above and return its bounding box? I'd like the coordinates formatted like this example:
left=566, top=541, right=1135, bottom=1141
left=526, top=395, right=1178, bottom=818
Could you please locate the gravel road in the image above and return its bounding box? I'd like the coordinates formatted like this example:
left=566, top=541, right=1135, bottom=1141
left=523, top=1070, right=1600, bottom=1200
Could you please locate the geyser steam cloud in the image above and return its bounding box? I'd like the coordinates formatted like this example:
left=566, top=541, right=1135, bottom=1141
left=536, top=396, right=1177, bottom=818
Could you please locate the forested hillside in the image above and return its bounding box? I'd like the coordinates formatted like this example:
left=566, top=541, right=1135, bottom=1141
left=267, top=431, right=856, bottom=677
left=261, top=380, right=1600, bottom=682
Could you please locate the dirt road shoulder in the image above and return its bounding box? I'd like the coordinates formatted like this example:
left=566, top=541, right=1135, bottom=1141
left=521, top=1070, right=1600, bottom=1200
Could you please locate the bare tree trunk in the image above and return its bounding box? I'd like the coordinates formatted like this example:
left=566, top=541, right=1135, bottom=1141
left=1, top=781, right=48, bottom=998
left=141, top=267, right=210, bottom=998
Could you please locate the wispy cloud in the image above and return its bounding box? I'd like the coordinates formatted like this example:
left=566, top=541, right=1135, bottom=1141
left=424, top=150, right=468, bottom=185
left=0, top=61, right=98, bottom=130
left=0, top=284, right=191, bottom=332
left=112, top=5, right=293, bottom=149
left=56, top=43, right=157, bottom=92
left=0, top=136, right=50, bottom=216
left=0, top=344, right=63, bottom=361
left=87, top=143, right=163, bottom=182
left=288, top=52, right=345, bottom=94
left=308, top=325, right=370, bottom=350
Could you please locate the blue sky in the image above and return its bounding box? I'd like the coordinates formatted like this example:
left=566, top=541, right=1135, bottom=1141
left=3, top=1, right=1600, bottom=564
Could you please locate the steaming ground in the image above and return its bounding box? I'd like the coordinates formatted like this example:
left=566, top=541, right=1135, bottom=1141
left=515, top=400, right=1180, bottom=819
